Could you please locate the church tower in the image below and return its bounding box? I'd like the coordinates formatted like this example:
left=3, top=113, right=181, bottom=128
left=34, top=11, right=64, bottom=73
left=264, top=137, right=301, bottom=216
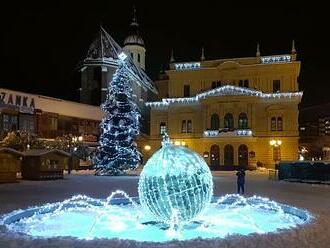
left=80, top=7, right=151, bottom=134
left=123, top=7, right=146, bottom=70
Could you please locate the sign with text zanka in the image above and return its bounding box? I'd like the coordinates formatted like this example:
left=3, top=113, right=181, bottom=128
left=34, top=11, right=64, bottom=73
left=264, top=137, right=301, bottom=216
left=0, top=91, right=35, bottom=111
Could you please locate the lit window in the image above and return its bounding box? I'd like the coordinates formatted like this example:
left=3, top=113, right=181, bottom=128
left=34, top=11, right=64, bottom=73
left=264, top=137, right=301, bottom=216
left=181, top=120, right=187, bottom=133
left=277, top=117, right=283, bottom=131
left=271, top=117, right=276, bottom=131
left=160, top=122, right=166, bottom=135
left=238, top=113, right=248, bottom=129
left=187, top=120, right=192, bottom=133
left=224, top=113, right=234, bottom=129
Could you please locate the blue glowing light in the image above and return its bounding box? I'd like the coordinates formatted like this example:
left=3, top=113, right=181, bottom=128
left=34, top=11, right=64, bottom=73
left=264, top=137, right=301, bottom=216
left=1, top=194, right=311, bottom=242
left=138, top=134, right=213, bottom=224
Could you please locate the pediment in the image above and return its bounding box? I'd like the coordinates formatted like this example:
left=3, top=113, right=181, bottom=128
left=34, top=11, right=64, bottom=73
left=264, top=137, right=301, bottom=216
left=217, top=61, right=241, bottom=70
left=265, top=104, right=285, bottom=115
left=199, top=85, right=261, bottom=99
left=265, top=104, right=285, bottom=111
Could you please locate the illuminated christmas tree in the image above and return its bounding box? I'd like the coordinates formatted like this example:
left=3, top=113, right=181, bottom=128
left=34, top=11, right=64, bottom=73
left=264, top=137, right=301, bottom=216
left=94, top=61, right=141, bottom=175
left=84, top=27, right=156, bottom=175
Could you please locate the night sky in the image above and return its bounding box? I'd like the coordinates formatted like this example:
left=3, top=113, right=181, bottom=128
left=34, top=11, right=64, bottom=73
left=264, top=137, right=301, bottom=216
left=0, top=1, right=328, bottom=107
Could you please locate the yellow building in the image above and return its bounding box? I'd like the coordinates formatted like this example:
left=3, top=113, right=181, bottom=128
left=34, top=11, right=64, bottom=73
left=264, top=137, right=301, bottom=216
left=143, top=43, right=302, bottom=170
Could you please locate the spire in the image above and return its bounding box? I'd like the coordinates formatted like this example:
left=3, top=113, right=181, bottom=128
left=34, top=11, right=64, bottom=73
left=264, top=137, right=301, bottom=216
left=291, top=40, right=296, bottom=54
left=201, top=47, right=205, bottom=61
left=256, top=43, right=260, bottom=57
left=170, top=49, right=175, bottom=63
left=132, top=5, right=137, bottom=24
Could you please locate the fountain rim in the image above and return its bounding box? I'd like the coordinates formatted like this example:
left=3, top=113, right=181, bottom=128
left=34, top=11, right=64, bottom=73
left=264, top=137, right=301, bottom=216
left=1, top=195, right=312, bottom=226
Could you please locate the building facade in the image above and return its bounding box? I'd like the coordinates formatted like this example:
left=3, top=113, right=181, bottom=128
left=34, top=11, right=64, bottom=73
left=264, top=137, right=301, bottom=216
left=299, top=103, right=330, bottom=161
left=0, top=88, right=102, bottom=142
left=145, top=45, right=302, bottom=169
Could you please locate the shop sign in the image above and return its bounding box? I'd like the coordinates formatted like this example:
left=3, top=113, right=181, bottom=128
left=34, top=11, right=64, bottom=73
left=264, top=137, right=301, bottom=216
left=0, top=91, right=35, bottom=110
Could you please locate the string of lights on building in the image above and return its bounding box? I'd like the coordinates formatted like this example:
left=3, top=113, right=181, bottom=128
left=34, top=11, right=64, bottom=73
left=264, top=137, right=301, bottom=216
left=203, top=129, right=253, bottom=137
left=147, top=85, right=303, bottom=108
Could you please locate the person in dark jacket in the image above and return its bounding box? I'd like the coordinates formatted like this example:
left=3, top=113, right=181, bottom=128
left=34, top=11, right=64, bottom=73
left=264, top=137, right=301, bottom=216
left=236, top=168, right=246, bottom=194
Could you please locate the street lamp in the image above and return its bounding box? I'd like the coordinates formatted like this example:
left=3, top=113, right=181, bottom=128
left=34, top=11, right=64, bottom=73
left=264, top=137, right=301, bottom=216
left=143, top=145, right=152, bottom=165
left=174, top=141, right=181, bottom=146
left=173, top=140, right=186, bottom=146
left=269, top=139, right=282, bottom=147
left=144, top=145, right=151, bottom=151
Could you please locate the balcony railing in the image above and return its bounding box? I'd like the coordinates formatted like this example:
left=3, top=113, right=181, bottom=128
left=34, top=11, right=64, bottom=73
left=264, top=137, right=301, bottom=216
left=203, top=129, right=253, bottom=137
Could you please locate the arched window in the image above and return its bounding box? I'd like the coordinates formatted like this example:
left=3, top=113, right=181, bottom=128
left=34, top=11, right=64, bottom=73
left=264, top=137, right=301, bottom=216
left=211, top=114, right=220, bottom=130
left=187, top=120, right=192, bottom=133
left=224, top=113, right=234, bottom=129
left=277, top=117, right=283, bottom=131
left=238, top=144, right=248, bottom=168
left=160, top=122, right=166, bottom=135
left=271, top=117, right=276, bottom=131
left=181, top=120, right=186, bottom=133
left=238, top=113, right=248, bottom=129
left=224, top=145, right=234, bottom=166
left=210, top=145, right=220, bottom=170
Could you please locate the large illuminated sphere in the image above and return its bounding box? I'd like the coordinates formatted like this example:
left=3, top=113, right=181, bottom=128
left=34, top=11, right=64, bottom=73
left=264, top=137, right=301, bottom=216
left=138, top=138, right=213, bottom=224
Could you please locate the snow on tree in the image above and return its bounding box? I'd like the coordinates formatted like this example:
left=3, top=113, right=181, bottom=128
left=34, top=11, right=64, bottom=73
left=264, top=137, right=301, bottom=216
left=94, top=61, right=141, bottom=176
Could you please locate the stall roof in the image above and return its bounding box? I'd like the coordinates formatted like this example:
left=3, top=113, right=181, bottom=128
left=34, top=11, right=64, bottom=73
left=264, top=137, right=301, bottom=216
left=0, top=148, right=24, bottom=156
left=23, top=149, right=71, bottom=157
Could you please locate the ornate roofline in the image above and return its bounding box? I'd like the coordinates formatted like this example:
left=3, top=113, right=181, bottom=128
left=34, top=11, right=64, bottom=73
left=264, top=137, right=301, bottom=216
left=146, top=85, right=303, bottom=108
left=169, top=53, right=298, bottom=71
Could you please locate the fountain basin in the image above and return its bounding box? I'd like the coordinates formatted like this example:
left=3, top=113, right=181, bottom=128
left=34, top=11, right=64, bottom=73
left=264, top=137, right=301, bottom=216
left=1, top=194, right=312, bottom=242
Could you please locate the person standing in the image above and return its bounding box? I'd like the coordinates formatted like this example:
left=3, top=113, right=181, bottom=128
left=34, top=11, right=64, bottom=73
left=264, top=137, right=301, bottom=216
left=236, top=168, right=246, bottom=194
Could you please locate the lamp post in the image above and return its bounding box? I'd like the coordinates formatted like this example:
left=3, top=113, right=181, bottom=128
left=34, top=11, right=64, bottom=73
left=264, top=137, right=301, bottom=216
left=69, top=136, right=83, bottom=174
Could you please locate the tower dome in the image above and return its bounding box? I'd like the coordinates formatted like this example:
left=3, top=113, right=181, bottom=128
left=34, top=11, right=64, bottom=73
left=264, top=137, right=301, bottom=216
left=124, top=8, right=144, bottom=47
left=123, top=6, right=146, bottom=70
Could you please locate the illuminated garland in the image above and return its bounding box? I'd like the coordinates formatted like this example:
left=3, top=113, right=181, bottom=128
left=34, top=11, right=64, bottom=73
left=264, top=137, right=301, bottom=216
left=147, top=85, right=303, bottom=108
left=204, top=129, right=253, bottom=137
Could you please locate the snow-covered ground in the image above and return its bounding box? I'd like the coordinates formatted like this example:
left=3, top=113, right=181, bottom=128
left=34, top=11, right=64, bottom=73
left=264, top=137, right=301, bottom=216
left=0, top=172, right=330, bottom=247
